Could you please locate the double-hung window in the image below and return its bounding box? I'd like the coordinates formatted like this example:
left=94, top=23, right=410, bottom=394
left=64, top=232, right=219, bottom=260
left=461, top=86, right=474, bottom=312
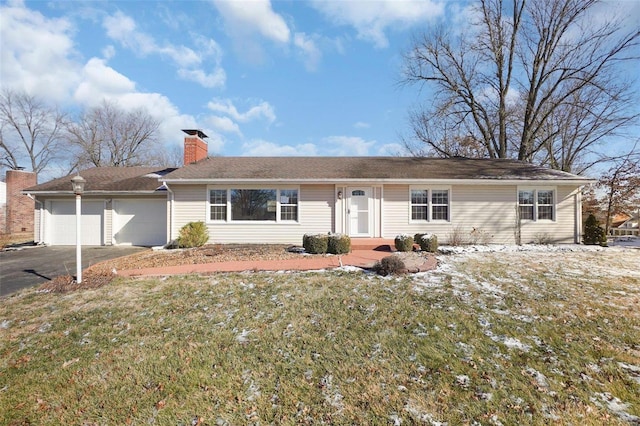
left=208, top=188, right=299, bottom=222
left=518, top=188, right=555, bottom=221
left=410, top=187, right=450, bottom=222
left=209, top=189, right=227, bottom=221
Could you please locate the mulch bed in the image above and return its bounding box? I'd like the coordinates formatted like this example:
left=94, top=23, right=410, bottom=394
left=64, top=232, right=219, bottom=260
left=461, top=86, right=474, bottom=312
left=37, top=244, right=436, bottom=293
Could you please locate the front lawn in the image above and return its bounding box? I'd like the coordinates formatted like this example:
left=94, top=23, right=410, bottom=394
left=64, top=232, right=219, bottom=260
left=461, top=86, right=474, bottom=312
left=1, top=248, right=639, bottom=425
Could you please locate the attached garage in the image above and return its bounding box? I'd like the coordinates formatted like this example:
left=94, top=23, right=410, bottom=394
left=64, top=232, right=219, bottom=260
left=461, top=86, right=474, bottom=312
left=47, top=200, right=104, bottom=245
left=112, top=199, right=167, bottom=246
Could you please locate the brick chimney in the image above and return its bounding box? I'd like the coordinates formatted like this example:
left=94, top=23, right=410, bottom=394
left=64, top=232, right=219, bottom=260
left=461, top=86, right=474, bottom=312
left=182, top=129, right=208, bottom=165
left=6, top=169, right=36, bottom=234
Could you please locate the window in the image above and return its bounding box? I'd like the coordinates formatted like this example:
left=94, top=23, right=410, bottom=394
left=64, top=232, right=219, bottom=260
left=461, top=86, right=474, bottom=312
left=518, top=190, right=534, bottom=220
left=410, top=187, right=450, bottom=222
left=518, top=189, right=554, bottom=221
left=431, top=190, right=449, bottom=221
left=209, top=189, right=227, bottom=221
left=280, top=189, right=298, bottom=221
left=537, top=190, right=553, bottom=220
left=411, top=189, right=428, bottom=220
left=208, top=188, right=298, bottom=222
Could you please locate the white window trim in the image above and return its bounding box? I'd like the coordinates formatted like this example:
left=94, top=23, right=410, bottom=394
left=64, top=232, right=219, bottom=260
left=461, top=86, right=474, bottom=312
left=206, top=186, right=300, bottom=224
left=517, top=186, right=556, bottom=222
left=409, top=185, right=452, bottom=223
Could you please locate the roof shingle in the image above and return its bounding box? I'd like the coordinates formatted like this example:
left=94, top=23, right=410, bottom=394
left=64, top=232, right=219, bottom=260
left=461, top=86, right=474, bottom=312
left=24, top=167, right=177, bottom=193
left=162, top=157, right=589, bottom=182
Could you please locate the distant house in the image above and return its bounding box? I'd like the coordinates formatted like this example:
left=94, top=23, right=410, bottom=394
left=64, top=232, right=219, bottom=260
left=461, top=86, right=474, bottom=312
left=24, top=130, right=593, bottom=246
left=612, top=213, right=639, bottom=236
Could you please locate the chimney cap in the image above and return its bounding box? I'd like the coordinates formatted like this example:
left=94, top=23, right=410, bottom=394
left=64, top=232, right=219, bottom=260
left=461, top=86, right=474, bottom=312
left=182, top=129, right=208, bottom=139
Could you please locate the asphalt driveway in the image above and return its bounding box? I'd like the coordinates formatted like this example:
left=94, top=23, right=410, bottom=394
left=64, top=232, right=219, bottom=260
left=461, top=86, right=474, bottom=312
left=0, top=245, right=147, bottom=296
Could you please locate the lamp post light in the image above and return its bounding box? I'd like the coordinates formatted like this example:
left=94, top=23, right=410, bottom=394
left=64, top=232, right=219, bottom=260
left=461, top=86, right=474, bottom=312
left=71, top=175, right=86, bottom=284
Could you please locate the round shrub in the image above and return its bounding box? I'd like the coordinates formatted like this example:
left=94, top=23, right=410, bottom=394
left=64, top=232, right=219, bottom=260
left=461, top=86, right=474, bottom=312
left=328, top=233, right=351, bottom=254
left=177, top=221, right=209, bottom=248
left=373, top=255, right=407, bottom=276
left=415, top=233, right=438, bottom=252
left=394, top=234, right=414, bottom=252
left=303, top=233, right=329, bottom=254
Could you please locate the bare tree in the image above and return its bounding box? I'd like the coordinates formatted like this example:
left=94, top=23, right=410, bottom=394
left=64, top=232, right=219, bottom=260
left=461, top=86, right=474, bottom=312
left=0, top=89, right=68, bottom=176
left=597, top=144, right=640, bottom=236
left=402, top=0, right=640, bottom=172
left=66, top=100, right=161, bottom=168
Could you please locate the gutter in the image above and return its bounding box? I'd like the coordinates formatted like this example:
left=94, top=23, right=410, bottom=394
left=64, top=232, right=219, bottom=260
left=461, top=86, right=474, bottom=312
left=160, top=178, right=596, bottom=186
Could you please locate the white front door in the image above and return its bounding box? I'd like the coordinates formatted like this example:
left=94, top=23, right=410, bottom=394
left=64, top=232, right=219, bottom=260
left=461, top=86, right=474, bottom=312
left=347, top=187, right=371, bottom=237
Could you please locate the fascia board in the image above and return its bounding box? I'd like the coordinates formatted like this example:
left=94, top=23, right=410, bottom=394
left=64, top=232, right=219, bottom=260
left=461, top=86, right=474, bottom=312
left=161, top=178, right=595, bottom=186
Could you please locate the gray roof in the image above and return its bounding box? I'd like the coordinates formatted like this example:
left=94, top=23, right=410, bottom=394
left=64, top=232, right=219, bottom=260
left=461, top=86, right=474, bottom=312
left=162, top=157, right=590, bottom=182
left=24, top=167, right=177, bottom=193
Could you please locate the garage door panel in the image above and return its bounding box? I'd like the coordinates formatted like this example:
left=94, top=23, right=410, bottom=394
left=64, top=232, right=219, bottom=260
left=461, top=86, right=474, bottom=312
left=49, top=200, right=103, bottom=245
left=113, top=199, right=166, bottom=246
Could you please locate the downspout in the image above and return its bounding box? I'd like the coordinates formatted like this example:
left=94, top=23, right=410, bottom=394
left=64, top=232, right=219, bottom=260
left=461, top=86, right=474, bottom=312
left=26, top=193, right=43, bottom=244
left=162, top=182, right=175, bottom=245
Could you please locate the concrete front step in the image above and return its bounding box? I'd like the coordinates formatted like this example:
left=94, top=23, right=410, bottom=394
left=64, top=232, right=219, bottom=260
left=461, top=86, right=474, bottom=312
left=350, top=238, right=395, bottom=251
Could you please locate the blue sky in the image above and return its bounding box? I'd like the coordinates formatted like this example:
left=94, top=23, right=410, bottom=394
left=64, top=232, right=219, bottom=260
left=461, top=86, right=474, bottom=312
left=1, top=0, right=639, bottom=166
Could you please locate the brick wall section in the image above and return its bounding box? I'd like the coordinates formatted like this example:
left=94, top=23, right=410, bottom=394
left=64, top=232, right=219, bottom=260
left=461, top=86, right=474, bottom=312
left=6, top=170, right=36, bottom=234
left=183, top=135, right=208, bottom=165
left=0, top=203, right=6, bottom=235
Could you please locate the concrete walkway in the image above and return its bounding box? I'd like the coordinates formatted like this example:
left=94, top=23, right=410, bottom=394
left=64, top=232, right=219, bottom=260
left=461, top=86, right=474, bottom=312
left=119, top=249, right=437, bottom=278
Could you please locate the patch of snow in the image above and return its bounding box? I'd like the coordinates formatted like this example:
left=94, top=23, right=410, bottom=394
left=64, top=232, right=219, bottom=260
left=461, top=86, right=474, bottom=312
left=591, top=392, right=640, bottom=424
left=524, top=367, right=550, bottom=391
left=404, top=400, right=447, bottom=425
left=234, top=328, right=254, bottom=344
left=455, top=375, right=470, bottom=388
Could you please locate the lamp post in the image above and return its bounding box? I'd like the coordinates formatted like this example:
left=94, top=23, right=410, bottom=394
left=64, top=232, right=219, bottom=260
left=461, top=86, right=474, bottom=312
left=71, top=175, right=86, bottom=284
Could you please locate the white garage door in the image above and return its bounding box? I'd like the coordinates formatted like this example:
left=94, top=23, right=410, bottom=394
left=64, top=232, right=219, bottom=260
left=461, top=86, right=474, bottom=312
left=49, top=200, right=104, bottom=245
left=113, top=199, right=167, bottom=246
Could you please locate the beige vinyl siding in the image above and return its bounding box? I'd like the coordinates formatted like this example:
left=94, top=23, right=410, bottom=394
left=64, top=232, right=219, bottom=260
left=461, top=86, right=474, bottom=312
left=172, top=184, right=334, bottom=244
left=383, top=184, right=580, bottom=244
left=519, top=185, right=579, bottom=244
left=172, top=185, right=208, bottom=240
left=382, top=185, right=516, bottom=244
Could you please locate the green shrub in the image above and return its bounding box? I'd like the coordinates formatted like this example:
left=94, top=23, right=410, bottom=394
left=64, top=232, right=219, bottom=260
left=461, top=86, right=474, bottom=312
left=394, top=234, right=414, bottom=252
left=303, top=233, right=329, bottom=254
left=415, top=233, right=438, bottom=252
left=373, top=255, right=407, bottom=276
left=177, top=221, right=209, bottom=248
left=328, top=234, right=351, bottom=254
left=583, top=213, right=606, bottom=245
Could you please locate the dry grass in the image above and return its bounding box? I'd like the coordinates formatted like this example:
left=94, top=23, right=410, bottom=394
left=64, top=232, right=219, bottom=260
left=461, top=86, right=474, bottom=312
left=1, top=248, right=639, bottom=425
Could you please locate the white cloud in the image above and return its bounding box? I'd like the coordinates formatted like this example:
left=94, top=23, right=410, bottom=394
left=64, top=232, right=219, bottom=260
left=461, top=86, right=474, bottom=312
left=324, top=136, right=376, bottom=156
left=102, top=45, right=116, bottom=60
left=102, top=11, right=225, bottom=88
left=177, top=68, right=226, bottom=89
left=294, top=32, right=322, bottom=71
left=310, top=0, right=445, bottom=48
left=0, top=1, right=80, bottom=101
left=377, top=143, right=407, bottom=156
left=354, top=121, right=370, bottom=129
left=207, top=116, right=242, bottom=135
left=241, top=139, right=318, bottom=156
left=212, top=0, right=290, bottom=44
left=207, top=98, right=276, bottom=124
left=74, top=58, right=136, bottom=104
